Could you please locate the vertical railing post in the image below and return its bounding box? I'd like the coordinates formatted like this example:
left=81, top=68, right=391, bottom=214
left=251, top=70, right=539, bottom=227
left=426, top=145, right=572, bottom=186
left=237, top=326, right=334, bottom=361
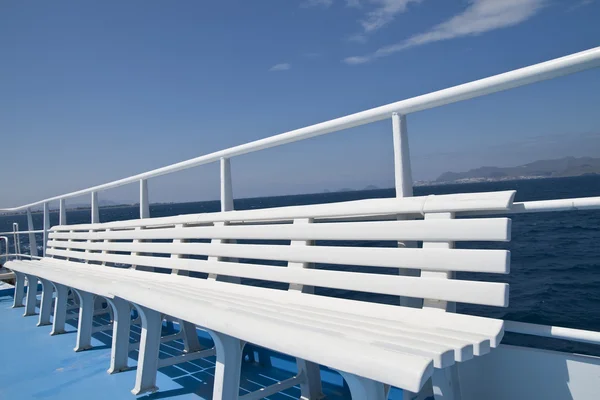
left=392, top=112, right=420, bottom=308
left=43, top=202, right=50, bottom=257
left=12, top=223, right=21, bottom=259
left=139, top=179, right=150, bottom=219
left=59, top=199, right=67, bottom=225
left=392, top=112, right=413, bottom=198
left=26, top=208, right=39, bottom=258
left=91, top=191, right=99, bottom=224
left=214, top=157, right=239, bottom=283
left=220, top=157, right=234, bottom=212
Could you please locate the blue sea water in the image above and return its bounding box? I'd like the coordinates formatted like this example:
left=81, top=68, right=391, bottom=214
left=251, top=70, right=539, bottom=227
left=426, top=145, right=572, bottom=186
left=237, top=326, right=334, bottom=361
left=2, top=175, right=600, bottom=356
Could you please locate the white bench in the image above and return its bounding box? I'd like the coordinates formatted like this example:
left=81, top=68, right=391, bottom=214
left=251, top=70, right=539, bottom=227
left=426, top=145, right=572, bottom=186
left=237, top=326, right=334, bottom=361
left=6, top=190, right=515, bottom=399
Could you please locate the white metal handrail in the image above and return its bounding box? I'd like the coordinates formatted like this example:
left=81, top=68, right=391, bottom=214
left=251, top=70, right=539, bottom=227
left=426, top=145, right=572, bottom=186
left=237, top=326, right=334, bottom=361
left=0, top=230, right=43, bottom=236
left=462, top=196, right=600, bottom=216
left=505, top=320, right=600, bottom=346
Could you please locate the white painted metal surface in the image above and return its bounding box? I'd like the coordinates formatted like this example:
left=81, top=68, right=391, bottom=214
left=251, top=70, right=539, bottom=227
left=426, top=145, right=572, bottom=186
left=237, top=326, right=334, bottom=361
left=5, top=191, right=513, bottom=397
left=43, top=202, right=50, bottom=257
left=505, top=320, right=600, bottom=345
left=59, top=199, right=67, bottom=225
left=26, top=209, right=38, bottom=258
left=139, top=179, right=150, bottom=219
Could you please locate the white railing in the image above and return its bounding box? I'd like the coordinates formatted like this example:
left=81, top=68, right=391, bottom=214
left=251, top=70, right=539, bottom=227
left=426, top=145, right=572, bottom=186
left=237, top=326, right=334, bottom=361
left=1, top=47, right=600, bottom=350
left=0, top=46, right=598, bottom=257
left=505, top=321, right=600, bottom=346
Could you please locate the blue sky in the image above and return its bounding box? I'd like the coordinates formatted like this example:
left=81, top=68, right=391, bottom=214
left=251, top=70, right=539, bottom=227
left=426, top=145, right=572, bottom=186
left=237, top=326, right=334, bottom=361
left=1, top=0, right=599, bottom=206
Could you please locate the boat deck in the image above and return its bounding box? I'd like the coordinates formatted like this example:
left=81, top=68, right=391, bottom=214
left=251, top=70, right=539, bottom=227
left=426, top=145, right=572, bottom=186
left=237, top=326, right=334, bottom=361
left=0, top=286, right=407, bottom=400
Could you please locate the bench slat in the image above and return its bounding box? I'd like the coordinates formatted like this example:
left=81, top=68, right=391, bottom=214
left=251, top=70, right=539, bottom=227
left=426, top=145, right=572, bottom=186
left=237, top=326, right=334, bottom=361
left=49, top=191, right=516, bottom=232
left=49, top=217, right=511, bottom=242
left=46, top=239, right=509, bottom=273
left=26, top=258, right=505, bottom=340
left=46, top=248, right=508, bottom=306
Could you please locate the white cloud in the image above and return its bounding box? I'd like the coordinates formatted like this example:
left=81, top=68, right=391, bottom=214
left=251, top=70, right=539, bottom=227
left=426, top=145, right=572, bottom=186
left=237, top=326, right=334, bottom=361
left=346, top=0, right=362, bottom=7
left=348, top=33, right=368, bottom=43
left=360, top=0, right=423, bottom=32
left=269, top=63, right=292, bottom=71
left=344, top=0, right=546, bottom=64
left=301, top=0, right=334, bottom=7
left=568, top=0, right=594, bottom=11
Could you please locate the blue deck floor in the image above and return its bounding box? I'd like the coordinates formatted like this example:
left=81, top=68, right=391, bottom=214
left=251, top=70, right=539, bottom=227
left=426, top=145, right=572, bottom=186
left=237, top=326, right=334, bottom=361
left=0, top=287, right=405, bottom=400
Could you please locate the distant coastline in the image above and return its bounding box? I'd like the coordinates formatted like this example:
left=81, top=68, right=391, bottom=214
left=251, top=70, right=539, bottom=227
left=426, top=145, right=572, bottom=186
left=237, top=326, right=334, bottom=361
left=3, top=164, right=599, bottom=216
left=434, top=156, right=600, bottom=184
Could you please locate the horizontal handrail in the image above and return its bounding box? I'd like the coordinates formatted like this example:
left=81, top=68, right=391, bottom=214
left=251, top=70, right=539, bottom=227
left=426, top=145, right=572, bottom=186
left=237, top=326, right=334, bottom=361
left=460, top=196, right=600, bottom=216
left=0, top=230, right=44, bottom=236
left=505, top=320, right=600, bottom=346
left=1, top=46, right=599, bottom=213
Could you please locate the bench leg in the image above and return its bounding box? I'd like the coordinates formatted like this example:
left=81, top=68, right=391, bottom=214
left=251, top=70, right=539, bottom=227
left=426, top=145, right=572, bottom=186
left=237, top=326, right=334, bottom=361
left=73, top=289, right=95, bottom=352
left=179, top=319, right=201, bottom=353
left=23, top=274, right=38, bottom=316
left=107, top=297, right=132, bottom=374
left=50, top=284, right=69, bottom=335
left=339, top=372, right=386, bottom=400
left=209, top=330, right=245, bottom=400
left=431, top=366, right=461, bottom=400
left=297, top=358, right=324, bottom=400
left=12, top=271, right=25, bottom=308
left=131, top=305, right=162, bottom=395
left=37, top=278, right=54, bottom=326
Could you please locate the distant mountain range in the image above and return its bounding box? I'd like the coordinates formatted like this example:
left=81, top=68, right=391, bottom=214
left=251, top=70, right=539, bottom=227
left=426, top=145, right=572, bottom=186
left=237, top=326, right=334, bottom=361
left=436, top=156, right=600, bottom=183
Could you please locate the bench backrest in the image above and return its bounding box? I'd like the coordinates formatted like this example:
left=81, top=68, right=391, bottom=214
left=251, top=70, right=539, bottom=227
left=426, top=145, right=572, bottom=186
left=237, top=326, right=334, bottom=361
left=46, top=190, right=515, bottom=308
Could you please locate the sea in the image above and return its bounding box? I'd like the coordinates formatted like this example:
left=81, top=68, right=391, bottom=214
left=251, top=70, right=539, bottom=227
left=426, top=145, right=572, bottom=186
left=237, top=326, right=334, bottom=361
left=1, top=175, right=600, bottom=356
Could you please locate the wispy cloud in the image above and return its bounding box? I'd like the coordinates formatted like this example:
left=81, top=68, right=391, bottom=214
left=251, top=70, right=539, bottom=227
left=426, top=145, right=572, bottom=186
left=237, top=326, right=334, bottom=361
left=269, top=63, right=292, bottom=71
left=360, top=0, right=423, bottom=32
left=568, top=0, right=594, bottom=11
left=346, top=0, right=362, bottom=7
left=344, top=0, right=546, bottom=64
left=301, top=0, right=334, bottom=7
left=348, top=33, right=368, bottom=43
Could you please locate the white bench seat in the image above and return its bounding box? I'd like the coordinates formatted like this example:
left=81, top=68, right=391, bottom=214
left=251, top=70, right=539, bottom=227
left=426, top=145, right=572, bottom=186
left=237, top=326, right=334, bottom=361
left=6, top=190, right=516, bottom=399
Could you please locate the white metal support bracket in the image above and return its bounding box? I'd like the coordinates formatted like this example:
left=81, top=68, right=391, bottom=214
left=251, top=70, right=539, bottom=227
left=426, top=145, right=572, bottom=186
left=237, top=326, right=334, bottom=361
left=72, top=289, right=95, bottom=352
left=37, top=278, right=54, bottom=326
left=107, top=297, right=132, bottom=374
left=131, top=305, right=162, bottom=395
left=50, top=283, right=69, bottom=335
left=209, top=329, right=245, bottom=400
left=12, top=270, right=25, bottom=308
left=338, top=372, right=387, bottom=400
left=179, top=319, right=201, bottom=353
left=23, top=274, right=38, bottom=316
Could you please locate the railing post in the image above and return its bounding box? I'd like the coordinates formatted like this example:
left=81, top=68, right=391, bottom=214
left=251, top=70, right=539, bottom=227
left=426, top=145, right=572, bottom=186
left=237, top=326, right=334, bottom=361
left=220, top=157, right=234, bottom=212
left=12, top=223, right=20, bottom=259
left=43, top=202, right=50, bottom=257
left=392, top=112, right=413, bottom=197
left=91, top=191, right=99, bottom=224
left=26, top=208, right=38, bottom=258
left=59, top=199, right=67, bottom=225
left=392, top=112, right=420, bottom=308
left=139, top=179, right=150, bottom=219
left=215, top=157, right=240, bottom=283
